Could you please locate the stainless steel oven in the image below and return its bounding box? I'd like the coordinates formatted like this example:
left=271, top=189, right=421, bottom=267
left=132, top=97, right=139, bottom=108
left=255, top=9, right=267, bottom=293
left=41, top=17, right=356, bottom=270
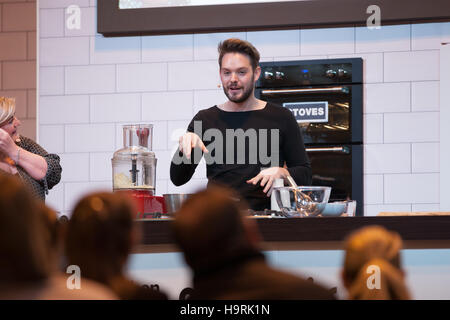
left=256, top=58, right=364, bottom=216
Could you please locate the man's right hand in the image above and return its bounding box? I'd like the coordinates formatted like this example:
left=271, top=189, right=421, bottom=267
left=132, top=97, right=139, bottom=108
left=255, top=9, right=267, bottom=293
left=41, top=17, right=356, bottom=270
left=178, top=132, right=208, bottom=159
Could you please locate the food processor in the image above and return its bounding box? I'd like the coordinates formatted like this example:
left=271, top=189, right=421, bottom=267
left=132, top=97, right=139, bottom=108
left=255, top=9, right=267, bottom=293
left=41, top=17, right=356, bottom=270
left=112, top=124, right=166, bottom=218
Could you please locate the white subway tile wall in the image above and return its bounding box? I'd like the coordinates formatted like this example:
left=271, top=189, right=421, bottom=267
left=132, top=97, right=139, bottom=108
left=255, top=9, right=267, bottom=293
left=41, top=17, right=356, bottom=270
left=168, top=61, right=219, bottom=90
left=355, top=25, right=411, bottom=53
left=40, top=37, right=90, bottom=66
left=300, top=27, right=354, bottom=55
left=65, top=123, right=115, bottom=152
left=364, top=82, right=411, bottom=113
left=39, top=9, right=64, bottom=38
left=89, top=152, right=113, bottom=181
left=364, top=174, right=384, bottom=205
left=363, top=114, right=383, bottom=144
left=39, top=67, right=64, bottom=95
left=39, top=125, right=65, bottom=153
left=364, top=144, right=411, bottom=174
left=142, top=34, right=194, bottom=62
left=384, top=112, right=439, bottom=143
left=384, top=173, right=439, bottom=204
left=65, top=65, right=116, bottom=94
left=40, top=95, right=90, bottom=124
left=117, top=63, right=167, bottom=92
left=59, top=153, right=90, bottom=182
left=90, top=93, right=141, bottom=123
left=248, top=30, right=300, bottom=57
left=90, top=36, right=141, bottom=65
left=37, top=3, right=444, bottom=215
left=142, top=91, right=194, bottom=121
left=384, top=50, right=440, bottom=82
left=412, top=143, right=440, bottom=173
left=411, top=22, right=450, bottom=50
left=194, top=32, right=246, bottom=60
left=412, top=81, right=440, bottom=112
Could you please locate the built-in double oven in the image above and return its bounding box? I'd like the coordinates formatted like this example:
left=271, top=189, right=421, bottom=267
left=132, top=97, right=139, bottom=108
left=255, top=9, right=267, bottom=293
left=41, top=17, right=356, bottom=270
left=256, top=58, right=364, bottom=216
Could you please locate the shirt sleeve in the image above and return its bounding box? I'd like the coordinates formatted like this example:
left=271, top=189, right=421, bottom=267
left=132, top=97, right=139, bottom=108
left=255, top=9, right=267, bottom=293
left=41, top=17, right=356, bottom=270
left=19, top=137, right=62, bottom=193
left=169, top=112, right=204, bottom=186
left=281, top=110, right=312, bottom=186
left=41, top=153, right=62, bottom=192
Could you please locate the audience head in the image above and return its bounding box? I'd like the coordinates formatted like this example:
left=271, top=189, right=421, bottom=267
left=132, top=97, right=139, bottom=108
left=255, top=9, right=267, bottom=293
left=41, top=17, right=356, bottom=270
left=172, top=186, right=260, bottom=273
left=0, top=173, right=54, bottom=285
left=65, top=192, right=138, bottom=284
left=342, top=225, right=410, bottom=300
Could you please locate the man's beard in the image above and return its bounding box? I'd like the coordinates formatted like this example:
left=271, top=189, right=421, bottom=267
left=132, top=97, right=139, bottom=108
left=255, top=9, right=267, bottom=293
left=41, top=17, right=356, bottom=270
left=223, top=82, right=254, bottom=104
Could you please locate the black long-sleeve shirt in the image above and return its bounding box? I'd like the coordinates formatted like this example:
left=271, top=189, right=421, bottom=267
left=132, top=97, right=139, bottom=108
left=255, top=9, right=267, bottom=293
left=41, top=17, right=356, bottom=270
left=170, top=103, right=311, bottom=210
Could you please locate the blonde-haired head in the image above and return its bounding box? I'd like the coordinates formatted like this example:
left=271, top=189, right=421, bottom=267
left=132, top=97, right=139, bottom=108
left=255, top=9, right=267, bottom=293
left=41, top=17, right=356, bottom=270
left=0, top=97, right=16, bottom=126
left=342, top=225, right=411, bottom=299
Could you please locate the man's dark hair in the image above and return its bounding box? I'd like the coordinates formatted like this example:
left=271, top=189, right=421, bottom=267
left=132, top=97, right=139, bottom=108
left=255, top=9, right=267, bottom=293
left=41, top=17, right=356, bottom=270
left=218, top=38, right=260, bottom=71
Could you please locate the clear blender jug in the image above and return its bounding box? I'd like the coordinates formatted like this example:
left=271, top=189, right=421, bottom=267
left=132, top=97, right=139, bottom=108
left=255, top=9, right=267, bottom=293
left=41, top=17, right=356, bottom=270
left=112, top=124, right=156, bottom=192
left=112, top=124, right=164, bottom=217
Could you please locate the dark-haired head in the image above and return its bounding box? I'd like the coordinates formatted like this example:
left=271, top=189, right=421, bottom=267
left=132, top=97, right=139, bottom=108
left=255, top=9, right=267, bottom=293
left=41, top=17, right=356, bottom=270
left=0, top=173, right=54, bottom=285
left=172, top=186, right=260, bottom=274
left=218, top=38, right=260, bottom=71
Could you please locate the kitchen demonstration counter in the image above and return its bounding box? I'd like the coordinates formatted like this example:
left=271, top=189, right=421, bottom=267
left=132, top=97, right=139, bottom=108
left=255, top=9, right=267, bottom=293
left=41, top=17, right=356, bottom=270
left=134, top=215, right=450, bottom=253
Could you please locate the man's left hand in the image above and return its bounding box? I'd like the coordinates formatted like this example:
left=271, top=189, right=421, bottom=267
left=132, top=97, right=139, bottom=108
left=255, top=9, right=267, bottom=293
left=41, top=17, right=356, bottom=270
left=247, top=167, right=289, bottom=196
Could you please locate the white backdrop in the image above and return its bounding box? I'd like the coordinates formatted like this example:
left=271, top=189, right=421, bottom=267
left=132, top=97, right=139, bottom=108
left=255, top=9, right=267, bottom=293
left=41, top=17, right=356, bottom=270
left=440, top=43, right=450, bottom=211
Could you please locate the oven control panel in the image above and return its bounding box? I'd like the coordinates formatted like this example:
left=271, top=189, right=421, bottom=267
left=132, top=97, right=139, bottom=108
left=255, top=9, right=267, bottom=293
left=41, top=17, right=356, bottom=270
left=257, top=58, right=362, bottom=87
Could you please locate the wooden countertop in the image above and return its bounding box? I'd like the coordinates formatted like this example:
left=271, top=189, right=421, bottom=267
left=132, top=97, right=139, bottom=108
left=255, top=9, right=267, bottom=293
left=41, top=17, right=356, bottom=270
left=133, top=215, right=450, bottom=253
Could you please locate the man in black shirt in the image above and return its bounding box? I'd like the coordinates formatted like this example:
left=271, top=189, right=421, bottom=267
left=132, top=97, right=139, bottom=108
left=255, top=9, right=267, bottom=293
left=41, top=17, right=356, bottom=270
left=170, top=38, right=311, bottom=210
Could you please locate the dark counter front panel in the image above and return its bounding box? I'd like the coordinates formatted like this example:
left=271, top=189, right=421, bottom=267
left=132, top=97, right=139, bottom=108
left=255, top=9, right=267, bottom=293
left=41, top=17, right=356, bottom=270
left=136, top=216, right=450, bottom=248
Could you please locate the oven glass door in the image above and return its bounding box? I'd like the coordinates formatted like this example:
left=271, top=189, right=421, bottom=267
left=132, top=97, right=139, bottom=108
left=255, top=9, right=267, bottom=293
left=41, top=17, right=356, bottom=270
left=257, top=84, right=362, bottom=145
left=307, top=145, right=352, bottom=201
left=306, top=144, right=363, bottom=216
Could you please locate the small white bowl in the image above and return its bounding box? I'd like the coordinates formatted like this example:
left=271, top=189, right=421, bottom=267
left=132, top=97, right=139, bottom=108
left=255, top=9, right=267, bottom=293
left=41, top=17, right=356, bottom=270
left=321, top=202, right=347, bottom=217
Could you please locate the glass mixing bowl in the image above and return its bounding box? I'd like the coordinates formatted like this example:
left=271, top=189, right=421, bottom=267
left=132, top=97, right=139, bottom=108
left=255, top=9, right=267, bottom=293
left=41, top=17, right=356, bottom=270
left=272, top=186, right=331, bottom=217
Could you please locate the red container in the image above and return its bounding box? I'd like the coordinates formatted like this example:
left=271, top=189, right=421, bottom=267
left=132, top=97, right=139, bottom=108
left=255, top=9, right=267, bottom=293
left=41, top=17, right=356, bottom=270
left=115, top=189, right=166, bottom=218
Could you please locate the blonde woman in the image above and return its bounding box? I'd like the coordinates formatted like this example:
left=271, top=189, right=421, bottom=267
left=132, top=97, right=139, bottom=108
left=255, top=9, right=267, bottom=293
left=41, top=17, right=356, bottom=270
left=341, top=226, right=411, bottom=300
left=0, top=97, right=61, bottom=200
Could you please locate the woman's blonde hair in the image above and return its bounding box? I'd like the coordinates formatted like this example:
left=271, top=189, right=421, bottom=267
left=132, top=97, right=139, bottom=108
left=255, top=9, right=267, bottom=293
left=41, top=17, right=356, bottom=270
left=342, top=226, right=411, bottom=300
left=0, top=97, right=16, bottom=125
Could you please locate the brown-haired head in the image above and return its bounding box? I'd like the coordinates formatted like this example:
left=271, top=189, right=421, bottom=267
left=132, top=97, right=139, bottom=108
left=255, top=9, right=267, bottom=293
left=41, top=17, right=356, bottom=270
left=218, top=38, right=260, bottom=71
left=65, top=192, right=138, bottom=285
left=0, top=173, right=53, bottom=285
left=172, top=186, right=260, bottom=274
left=342, top=225, right=410, bottom=299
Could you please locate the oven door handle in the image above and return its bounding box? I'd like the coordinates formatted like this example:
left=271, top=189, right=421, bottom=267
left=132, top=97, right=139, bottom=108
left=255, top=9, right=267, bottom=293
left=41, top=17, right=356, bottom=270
left=261, top=87, right=348, bottom=95
left=306, top=146, right=350, bottom=154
